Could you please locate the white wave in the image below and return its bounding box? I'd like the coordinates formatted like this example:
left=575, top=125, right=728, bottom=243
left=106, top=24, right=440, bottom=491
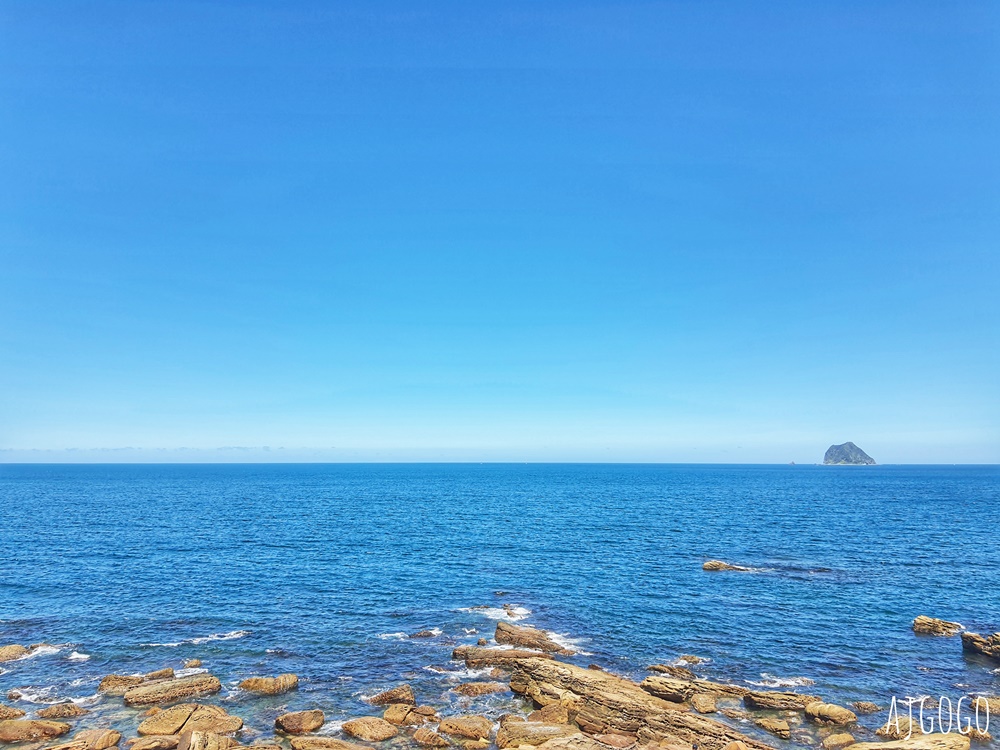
left=67, top=651, right=90, bottom=662
left=746, top=673, right=815, bottom=688
left=70, top=693, right=101, bottom=706
left=463, top=628, right=478, bottom=634
left=142, top=630, right=250, bottom=647
left=674, top=656, right=711, bottom=665
left=9, top=686, right=59, bottom=704
left=175, top=667, right=208, bottom=677
left=547, top=632, right=592, bottom=656
left=424, top=628, right=443, bottom=636
left=316, top=720, right=346, bottom=735
left=377, top=632, right=408, bottom=641
left=424, top=665, right=494, bottom=681
left=16, top=645, right=62, bottom=661
left=458, top=605, right=531, bottom=622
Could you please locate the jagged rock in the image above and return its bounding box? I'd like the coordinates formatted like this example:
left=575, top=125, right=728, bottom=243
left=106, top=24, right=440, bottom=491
left=966, top=729, right=991, bottom=744
left=823, top=735, right=857, bottom=750
left=75, top=729, right=123, bottom=750
left=410, top=631, right=437, bottom=638
left=509, top=658, right=774, bottom=750
left=184, top=660, right=202, bottom=669
left=912, top=617, right=962, bottom=636
left=146, top=669, right=175, bottom=681
left=438, top=716, right=493, bottom=740
left=477, top=639, right=488, bottom=646
left=529, top=704, right=570, bottom=724
left=0, top=707, right=24, bottom=721
left=460, top=742, right=489, bottom=750
left=275, top=710, right=325, bottom=734
left=495, top=622, right=573, bottom=655
left=744, top=691, right=821, bottom=710
left=961, top=633, right=1000, bottom=660
left=702, top=561, right=750, bottom=572
left=806, top=703, right=858, bottom=725
left=124, top=676, right=222, bottom=706
left=853, top=703, right=882, bottom=715
left=969, top=696, right=1000, bottom=714
left=38, top=704, right=88, bottom=719
left=129, top=737, right=181, bottom=750
left=413, top=728, right=449, bottom=748
left=0, top=646, right=29, bottom=663
left=452, top=646, right=554, bottom=669
left=412, top=706, right=438, bottom=718
left=454, top=682, right=508, bottom=697
left=753, top=719, right=790, bottom=740
left=497, top=722, right=577, bottom=749
left=824, top=443, right=876, bottom=465
left=876, top=717, right=923, bottom=740
left=177, top=732, right=235, bottom=750
left=0, top=719, right=72, bottom=742
left=690, top=694, right=717, bottom=714
left=369, top=684, right=415, bottom=706
left=342, top=717, right=398, bottom=742
left=290, top=739, right=370, bottom=750
left=100, top=675, right=146, bottom=694
left=844, top=735, right=969, bottom=750
left=239, top=674, right=298, bottom=695
left=646, top=665, right=695, bottom=680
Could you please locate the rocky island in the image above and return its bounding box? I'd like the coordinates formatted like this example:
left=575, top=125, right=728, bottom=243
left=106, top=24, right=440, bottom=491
left=823, top=443, right=876, bottom=465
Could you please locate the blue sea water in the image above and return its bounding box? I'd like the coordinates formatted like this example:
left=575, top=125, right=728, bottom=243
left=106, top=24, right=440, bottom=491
left=1, top=463, right=998, bottom=744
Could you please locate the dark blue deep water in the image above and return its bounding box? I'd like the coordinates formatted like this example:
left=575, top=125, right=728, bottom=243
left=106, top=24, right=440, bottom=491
left=1, top=464, right=998, bottom=744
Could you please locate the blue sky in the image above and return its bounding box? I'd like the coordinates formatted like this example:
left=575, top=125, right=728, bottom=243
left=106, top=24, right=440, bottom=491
left=1, top=1, right=998, bottom=463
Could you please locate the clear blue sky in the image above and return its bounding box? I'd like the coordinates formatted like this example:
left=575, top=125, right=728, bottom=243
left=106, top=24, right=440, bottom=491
left=1, top=1, right=997, bottom=463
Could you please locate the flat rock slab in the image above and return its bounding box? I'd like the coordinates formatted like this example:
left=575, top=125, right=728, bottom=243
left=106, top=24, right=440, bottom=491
left=0, top=646, right=29, bottom=663
left=129, top=736, right=181, bottom=750
left=495, top=622, right=574, bottom=655
left=38, top=704, right=89, bottom=720
left=912, top=617, right=962, bottom=637
left=844, top=735, right=970, bottom=750
left=139, top=705, right=242, bottom=736
left=291, top=739, right=372, bottom=750
left=496, top=721, right=576, bottom=748
left=439, top=716, right=493, bottom=740
left=341, top=717, right=398, bottom=742
left=239, top=674, right=298, bottom=696
left=454, top=682, right=509, bottom=697
left=275, top=710, right=325, bottom=734
left=124, top=676, right=222, bottom=706
left=0, top=719, right=72, bottom=742
left=452, top=646, right=554, bottom=668
left=744, top=691, right=821, bottom=710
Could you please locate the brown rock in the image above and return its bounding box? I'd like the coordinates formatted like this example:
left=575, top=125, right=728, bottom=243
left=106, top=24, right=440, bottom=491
left=743, top=691, right=822, bottom=710
left=477, top=639, right=488, bottom=647
left=489, top=668, right=508, bottom=679
left=177, top=732, right=235, bottom=750
left=969, top=696, right=1000, bottom=715
left=275, top=710, right=325, bottom=734
left=912, top=617, right=962, bottom=637
left=641, top=677, right=693, bottom=703
left=823, top=734, right=856, bottom=750
left=806, top=703, right=858, bottom=726
left=129, top=737, right=182, bottom=750
left=722, top=743, right=751, bottom=750
left=184, top=660, right=203, bottom=669
left=0, top=719, right=72, bottom=742
left=0, top=706, right=25, bottom=721
left=496, top=722, right=576, bottom=749
left=678, top=655, right=704, bottom=664
left=0, top=646, right=29, bottom=663
left=753, top=719, right=790, bottom=740
left=536, top=735, right=616, bottom=750
left=702, top=560, right=750, bottom=572
left=99, top=675, right=146, bottom=694
left=290, top=740, right=371, bottom=750
left=368, top=684, right=415, bottom=706
left=341, top=717, right=398, bottom=742
left=876, top=716, right=923, bottom=741
left=146, top=669, right=175, bottom=681
left=592, top=734, right=638, bottom=750
left=509, top=659, right=773, bottom=750
left=853, top=703, right=882, bottom=715
left=438, top=716, right=493, bottom=741
left=690, top=694, right=717, bottom=714
left=124, top=676, right=222, bottom=706
left=181, top=706, right=243, bottom=735
left=966, top=729, right=991, bottom=744
left=646, top=665, right=695, bottom=680
left=413, top=728, right=449, bottom=748
left=454, top=682, right=508, bottom=697
left=528, top=704, right=569, bottom=725
left=961, top=632, right=1000, bottom=660
left=75, top=729, right=123, bottom=750
left=495, top=622, right=573, bottom=655
left=720, top=709, right=750, bottom=721
left=452, top=646, right=554, bottom=669
left=239, top=674, right=298, bottom=696
left=460, top=741, right=489, bottom=750
left=410, top=631, right=438, bottom=638
left=412, top=706, right=438, bottom=718
left=381, top=704, right=414, bottom=726
left=140, top=707, right=199, bottom=737
left=843, top=735, right=970, bottom=750
left=38, top=704, right=88, bottom=720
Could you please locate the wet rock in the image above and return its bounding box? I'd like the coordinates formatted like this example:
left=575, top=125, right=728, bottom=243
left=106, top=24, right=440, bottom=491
left=678, top=655, right=704, bottom=664
left=966, top=729, right=991, bottom=744
left=368, top=684, right=415, bottom=706
left=489, top=668, right=508, bottom=679
left=969, top=696, right=1000, bottom=715
left=239, top=674, right=298, bottom=696
left=0, top=646, right=29, bottom=663
left=275, top=710, right=325, bottom=734
left=844, top=735, right=970, bottom=750
left=743, top=691, right=822, bottom=710
left=528, top=704, right=569, bottom=724
left=38, top=704, right=89, bottom=719
left=640, top=677, right=693, bottom=703
left=722, top=743, right=750, bottom=750
left=290, top=739, right=370, bottom=750
left=452, top=646, right=554, bottom=669
left=495, top=622, right=573, bottom=655
left=509, top=658, right=773, bottom=750
left=410, top=631, right=437, bottom=638
left=411, top=706, right=438, bottom=719
left=876, top=717, right=923, bottom=740
left=382, top=704, right=426, bottom=726
left=438, top=716, right=493, bottom=740
left=496, top=722, right=576, bottom=748
left=806, top=703, right=858, bottom=726
left=182, top=706, right=242, bottom=735
left=536, top=735, right=613, bottom=750
left=753, top=719, right=790, bottom=740
left=702, top=561, right=750, bottom=572
left=184, top=660, right=202, bottom=669
left=124, top=676, right=222, bottom=706
left=720, top=709, right=750, bottom=721
left=690, top=694, right=717, bottom=714
left=413, top=728, right=449, bottom=748
left=912, top=617, right=962, bottom=637
left=646, top=665, right=695, bottom=680
left=100, top=675, right=146, bottom=694
left=476, top=639, right=488, bottom=647
left=460, top=741, right=489, bottom=750
left=823, top=734, right=857, bottom=750
left=75, top=729, right=123, bottom=750
left=342, top=717, right=398, bottom=742
left=128, top=737, right=181, bottom=750
left=0, top=707, right=24, bottom=721
left=853, top=703, right=882, bottom=715
left=0, top=719, right=72, bottom=742
left=961, top=632, right=1000, bottom=660
left=146, top=669, right=175, bottom=681
left=454, top=682, right=508, bottom=697
left=177, top=732, right=235, bottom=750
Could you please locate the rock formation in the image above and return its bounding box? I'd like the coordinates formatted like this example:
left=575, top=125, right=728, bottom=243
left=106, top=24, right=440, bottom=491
left=342, top=717, right=398, bottom=742
left=239, top=674, right=298, bottom=695
left=912, top=617, right=962, bottom=636
left=453, top=645, right=555, bottom=668
left=368, top=684, right=415, bottom=705
left=275, top=710, right=324, bottom=734
left=0, top=645, right=29, bottom=663
left=961, top=632, right=1000, bottom=660
left=38, top=704, right=89, bottom=719
left=0, top=719, right=72, bottom=742
left=823, top=443, right=876, bottom=465
left=454, top=681, right=509, bottom=697
left=123, top=676, right=222, bottom=706
left=495, top=622, right=574, bottom=655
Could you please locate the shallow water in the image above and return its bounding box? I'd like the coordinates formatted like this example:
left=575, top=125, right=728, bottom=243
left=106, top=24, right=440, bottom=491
left=1, top=464, right=998, bottom=744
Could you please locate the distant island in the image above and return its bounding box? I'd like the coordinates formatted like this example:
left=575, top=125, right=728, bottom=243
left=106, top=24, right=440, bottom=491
left=824, top=442, right=876, bottom=465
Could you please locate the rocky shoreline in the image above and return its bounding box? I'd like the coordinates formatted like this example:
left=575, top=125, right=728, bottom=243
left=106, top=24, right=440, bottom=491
left=1, top=614, right=997, bottom=750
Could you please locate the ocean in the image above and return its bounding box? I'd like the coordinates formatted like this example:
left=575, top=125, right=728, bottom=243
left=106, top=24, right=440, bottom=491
left=1, top=463, right=998, bottom=745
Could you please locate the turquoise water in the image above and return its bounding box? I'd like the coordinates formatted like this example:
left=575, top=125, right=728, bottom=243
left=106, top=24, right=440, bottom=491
left=1, top=464, right=998, bottom=743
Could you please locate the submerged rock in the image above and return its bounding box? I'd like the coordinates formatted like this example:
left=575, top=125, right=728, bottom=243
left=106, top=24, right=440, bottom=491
left=454, top=682, right=509, bottom=697
left=912, top=617, right=962, bottom=636
left=342, top=717, right=398, bottom=742
left=823, top=735, right=857, bottom=750
left=75, top=729, right=123, bottom=750
left=368, top=684, right=415, bottom=706
left=753, top=718, right=790, bottom=740
left=452, top=646, right=554, bottom=668
left=0, top=719, right=72, bottom=742
left=702, top=560, right=751, bottom=572
left=438, top=716, right=493, bottom=740
left=128, top=736, right=181, bottom=750
left=100, top=675, right=146, bottom=695
left=38, top=704, right=88, bottom=719
left=495, top=622, right=573, bottom=655
left=0, top=646, right=29, bottom=663
left=410, top=630, right=438, bottom=638
left=275, top=710, right=325, bottom=734
left=124, top=676, right=222, bottom=706
left=239, top=674, right=298, bottom=695
left=805, top=703, right=858, bottom=725
left=823, top=443, right=876, bottom=465
left=413, top=728, right=449, bottom=748
left=853, top=702, right=883, bottom=715
left=961, top=632, right=1000, bottom=660
left=743, top=690, right=822, bottom=710
left=290, top=740, right=370, bottom=750
left=184, top=660, right=202, bottom=669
